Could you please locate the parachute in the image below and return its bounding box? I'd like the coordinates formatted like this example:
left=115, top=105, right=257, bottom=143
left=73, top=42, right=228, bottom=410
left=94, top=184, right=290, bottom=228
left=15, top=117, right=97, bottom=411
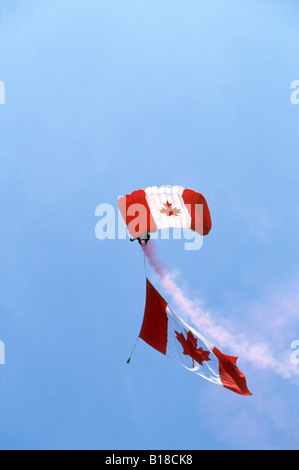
left=118, top=185, right=212, bottom=243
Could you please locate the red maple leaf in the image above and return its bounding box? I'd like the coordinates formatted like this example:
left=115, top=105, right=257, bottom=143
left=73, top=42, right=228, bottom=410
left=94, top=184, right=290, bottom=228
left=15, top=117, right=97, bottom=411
left=160, top=201, right=182, bottom=217
left=175, top=329, right=211, bottom=367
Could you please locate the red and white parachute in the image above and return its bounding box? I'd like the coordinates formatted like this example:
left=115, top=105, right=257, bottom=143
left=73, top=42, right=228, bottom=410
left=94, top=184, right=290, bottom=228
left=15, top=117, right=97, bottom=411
left=118, top=185, right=212, bottom=242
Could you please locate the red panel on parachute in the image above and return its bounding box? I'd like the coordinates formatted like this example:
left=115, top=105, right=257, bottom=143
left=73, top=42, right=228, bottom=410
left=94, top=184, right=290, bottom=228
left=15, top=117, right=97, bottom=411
left=182, top=188, right=212, bottom=236
left=118, top=189, right=157, bottom=239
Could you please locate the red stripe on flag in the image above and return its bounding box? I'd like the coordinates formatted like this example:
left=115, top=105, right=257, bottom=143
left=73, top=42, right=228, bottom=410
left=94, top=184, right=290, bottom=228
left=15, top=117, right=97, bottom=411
left=212, top=347, right=252, bottom=396
left=182, top=188, right=212, bottom=235
left=118, top=190, right=157, bottom=238
left=139, top=279, right=168, bottom=355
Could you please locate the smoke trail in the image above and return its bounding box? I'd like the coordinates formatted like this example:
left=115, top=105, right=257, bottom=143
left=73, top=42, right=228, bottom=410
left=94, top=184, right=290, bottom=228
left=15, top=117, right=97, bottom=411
left=141, top=241, right=298, bottom=379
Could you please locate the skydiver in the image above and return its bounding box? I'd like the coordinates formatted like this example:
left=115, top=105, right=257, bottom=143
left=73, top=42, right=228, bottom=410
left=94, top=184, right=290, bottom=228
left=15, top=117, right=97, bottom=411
left=129, top=232, right=151, bottom=244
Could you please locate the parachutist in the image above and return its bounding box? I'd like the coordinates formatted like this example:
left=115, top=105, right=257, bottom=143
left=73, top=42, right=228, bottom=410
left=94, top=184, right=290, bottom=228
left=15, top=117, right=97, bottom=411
left=129, top=233, right=151, bottom=244
left=138, top=233, right=150, bottom=245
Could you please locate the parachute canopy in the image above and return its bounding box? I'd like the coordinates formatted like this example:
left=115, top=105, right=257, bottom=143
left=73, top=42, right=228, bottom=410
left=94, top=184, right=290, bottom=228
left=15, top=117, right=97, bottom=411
left=118, top=185, right=212, bottom=240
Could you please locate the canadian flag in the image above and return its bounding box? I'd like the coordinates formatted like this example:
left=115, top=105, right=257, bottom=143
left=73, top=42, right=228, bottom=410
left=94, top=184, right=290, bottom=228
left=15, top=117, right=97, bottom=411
left=139, top=279, right=252, bottom=396
left=118, top=185, right=212, bottom=239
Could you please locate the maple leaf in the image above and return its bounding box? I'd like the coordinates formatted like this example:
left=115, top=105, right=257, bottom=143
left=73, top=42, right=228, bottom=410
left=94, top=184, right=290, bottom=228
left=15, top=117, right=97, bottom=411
left=160, top=201, right=182, bottom=217
left=175, top=329, right=211, bottom=367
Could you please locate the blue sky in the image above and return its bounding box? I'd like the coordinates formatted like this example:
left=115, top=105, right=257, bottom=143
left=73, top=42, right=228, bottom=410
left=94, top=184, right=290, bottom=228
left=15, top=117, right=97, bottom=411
left=0, top=0, right=299, bottom=450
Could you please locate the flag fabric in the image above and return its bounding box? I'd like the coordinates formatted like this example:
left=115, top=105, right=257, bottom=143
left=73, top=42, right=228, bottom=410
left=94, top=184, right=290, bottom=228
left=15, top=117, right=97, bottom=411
left=139, top=278, right=252, bottom=396
left=118, top=185, right=212, bottom=239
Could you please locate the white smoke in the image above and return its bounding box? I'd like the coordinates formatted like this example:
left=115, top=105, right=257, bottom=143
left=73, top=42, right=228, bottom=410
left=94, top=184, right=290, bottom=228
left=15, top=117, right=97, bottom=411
left=141, top=241, right=299, bottom=380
